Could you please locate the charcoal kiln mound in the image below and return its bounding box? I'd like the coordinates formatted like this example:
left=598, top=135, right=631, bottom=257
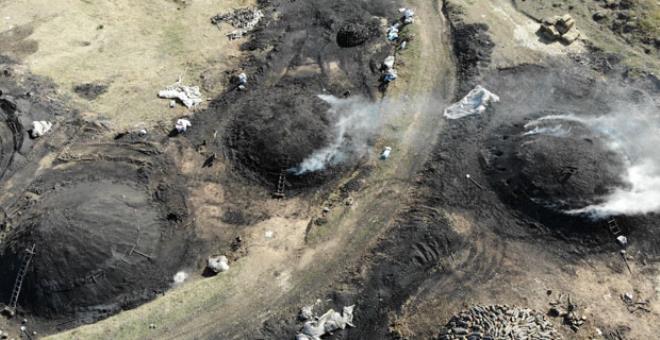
left=482, top=113, right=627, bottom=229
left=226, top=84, right=336, bottom=187
left=0, top=142, right=193, bottom=321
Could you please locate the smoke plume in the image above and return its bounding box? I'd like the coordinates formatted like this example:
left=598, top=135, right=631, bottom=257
left=543, top=98, right=660, bottom=217
left=289, top=95, right=399, bottom=175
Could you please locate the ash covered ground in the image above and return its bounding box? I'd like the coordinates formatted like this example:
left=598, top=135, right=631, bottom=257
left=0, top=0, right=659, bottom=339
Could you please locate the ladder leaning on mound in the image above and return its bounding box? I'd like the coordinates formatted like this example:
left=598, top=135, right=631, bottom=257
left=273, top=169, right=287, bottom=199
left=2, top=244, right=36, bottom=317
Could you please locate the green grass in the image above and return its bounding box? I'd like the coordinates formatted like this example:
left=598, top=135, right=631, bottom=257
left=638, top=1, right=660, bottom=38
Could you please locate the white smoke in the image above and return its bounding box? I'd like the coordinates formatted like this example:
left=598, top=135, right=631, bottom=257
left=537, top=98, right=660, bottom=218
left=290, top=95, right=398, bottom=175
left=522, top=124, right=570, bottom=137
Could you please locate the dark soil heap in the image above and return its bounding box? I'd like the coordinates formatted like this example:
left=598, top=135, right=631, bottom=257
left=483, top=116, right=626, bottom=213
left=336, top=22, right=374, bottom=48
left=226, top=84, right=333, bottom=185
left=0, top=143, right=193, bottom=322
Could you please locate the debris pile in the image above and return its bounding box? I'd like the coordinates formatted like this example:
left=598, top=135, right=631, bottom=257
left=296, top=304, right=355, bottom=340
left=444, top=85, right=499, bottom=119
left=539, top=14, right=581, bottom=44
left=387, top=6, right=415, bottom=42
left=548, top=294, right=587, bottom=332
left=211, top=8, right=264, bottom=40
left=438, top=305, right=562, bottom=339
left=621, top=292, right=651, bottom=313
left=158, top=80, right=203, bottom=109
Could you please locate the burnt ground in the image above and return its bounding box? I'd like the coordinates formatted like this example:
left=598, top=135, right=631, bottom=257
left=0, top=140, right=198, bottom=329
left=0, top=65, right=72, bottom=183
left=0, top=62, right=198, bottom=333
left=0, top=0, right=408, bottom=335
left=189, top=0, right=401, bottom=188
left=337, top=60, right=660, bottom=339
left=1, top=0, right=659, bottom=339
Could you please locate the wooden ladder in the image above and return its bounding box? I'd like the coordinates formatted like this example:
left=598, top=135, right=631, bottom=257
left=8, top=244, right=36, bottom=311
left=273, top=169, right=286, bottom=199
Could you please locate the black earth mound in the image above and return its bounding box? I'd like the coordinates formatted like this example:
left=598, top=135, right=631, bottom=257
left=483, top=114, right=626, bottom=215
left=227, top=84, right=333, bottom=185
left=191, top=0, right=398, bottom=189
left=0, top=142, right=193, bottom=321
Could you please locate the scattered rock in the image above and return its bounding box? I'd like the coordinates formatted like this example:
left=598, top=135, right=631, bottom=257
left=548, top=293, right=586, bottom=332
left=344, top=197, right=354, bottom=206
left=439, top=305, right=561, bottom=339
left=593, top=11, right=608, bottom=22
left=211, top=7, right=264, bottom=40
left=539, top=14, right=581, bottom=44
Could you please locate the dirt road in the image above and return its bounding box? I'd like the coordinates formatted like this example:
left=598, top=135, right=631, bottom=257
left=48, top=0, right=457, bottom=339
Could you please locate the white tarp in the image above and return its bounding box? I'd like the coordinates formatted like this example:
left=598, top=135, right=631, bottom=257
left=399, top=8, right=415, bottom=24
left=31, top=121, right=52, bottom=138
left=296, top=305, right=355, bottom=340
left=207, top=255, right=229, bottom=273
left=383, top=56, right=395, bottom=70
left=387, top=25, right=399, bottom=41
left=380, top=146, right=392, bottom=159
left=159, top=81, right=203, bottom=109
left=443, top=85, right=500, bottom=119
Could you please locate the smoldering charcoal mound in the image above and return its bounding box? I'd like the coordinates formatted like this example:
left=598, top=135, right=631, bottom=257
left=483, top=115, right=627, bottom=214
left=227, top=84, right=333, bottom=184
left=0, top=143, right=192, bottom=320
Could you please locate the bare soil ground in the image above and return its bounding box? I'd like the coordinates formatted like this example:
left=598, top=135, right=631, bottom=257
left=0, top=0, right=252, bottom=129
left=0, top=0, right=658, bottom=339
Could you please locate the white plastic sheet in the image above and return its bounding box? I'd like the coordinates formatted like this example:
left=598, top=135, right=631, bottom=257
left=31, top=121, right=52, bottom=138
left=159, top=82, right=203, bottom=109
left=296, top=305, right=355, bottom=340
left=175, top=118, right=192, bottom=133
left=443, top=85, right=500, bottom=119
